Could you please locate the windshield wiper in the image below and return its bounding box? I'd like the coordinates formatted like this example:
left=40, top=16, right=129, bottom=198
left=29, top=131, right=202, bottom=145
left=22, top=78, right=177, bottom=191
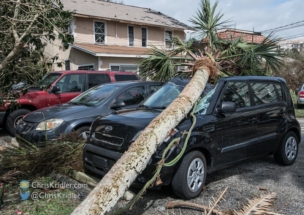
left=138, top=105, right=166, bottom=110
left=149, top=106, right=167, bottom=110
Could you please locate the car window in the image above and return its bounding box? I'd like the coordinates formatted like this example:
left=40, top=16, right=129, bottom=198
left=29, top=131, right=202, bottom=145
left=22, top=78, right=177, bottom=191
left=56, top=74, right=85, bottom=93
left=39, top=73, right=61, bottom=87
left=274, top=83, right=283, bottom=101
left=114, top=74, right=139, bottom=81
left=70, top=84, right=121, bottom=106
left=149, top=85, right=162, bottom=94
left=116, top=86, right=145, bottom=105
left=88, top=74, right=111, bottom=89
left=221, top=82, right=250, bottom=108
left=250, top=82, right=279, bottom=105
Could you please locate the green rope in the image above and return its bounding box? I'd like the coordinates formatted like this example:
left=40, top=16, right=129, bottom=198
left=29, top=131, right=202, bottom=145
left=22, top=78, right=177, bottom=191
left=111, top=101, right=199, bottom=215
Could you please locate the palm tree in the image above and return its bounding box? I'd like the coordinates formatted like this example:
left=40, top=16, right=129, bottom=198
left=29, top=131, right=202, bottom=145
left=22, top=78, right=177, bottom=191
left=71, top=0, right=283, bottom=214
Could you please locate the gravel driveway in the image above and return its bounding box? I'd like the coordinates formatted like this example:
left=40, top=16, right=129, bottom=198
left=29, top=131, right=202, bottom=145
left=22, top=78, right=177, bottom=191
left=1, top=120, right=304, bottom=215
left=113, top=119, right=304, bottom=215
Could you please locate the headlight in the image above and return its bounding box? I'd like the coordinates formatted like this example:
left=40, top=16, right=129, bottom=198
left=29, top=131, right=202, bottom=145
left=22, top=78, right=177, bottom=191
left=36, top=119, right=64, bottom=131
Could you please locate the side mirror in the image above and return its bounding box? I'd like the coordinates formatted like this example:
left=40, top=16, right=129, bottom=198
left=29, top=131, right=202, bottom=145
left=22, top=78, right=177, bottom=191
left=51, top=85, right=60, bottom=93
left=111, top=100, right=126, bottom=109
left=218, top=101, right=236, bottom=113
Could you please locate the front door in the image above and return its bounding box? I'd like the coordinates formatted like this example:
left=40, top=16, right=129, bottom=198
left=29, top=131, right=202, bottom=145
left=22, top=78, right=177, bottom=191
left=47, top=74, right=85, bottom=106
left=214, top=81, right=258, bottom=167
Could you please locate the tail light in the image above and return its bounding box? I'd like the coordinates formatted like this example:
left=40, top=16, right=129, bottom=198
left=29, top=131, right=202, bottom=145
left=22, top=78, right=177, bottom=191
left=300, top=91, right=304, bottom=98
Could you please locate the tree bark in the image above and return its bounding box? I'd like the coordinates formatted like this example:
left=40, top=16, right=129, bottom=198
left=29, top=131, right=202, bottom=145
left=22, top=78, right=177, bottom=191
left=71, top=67, right=211, bottom=215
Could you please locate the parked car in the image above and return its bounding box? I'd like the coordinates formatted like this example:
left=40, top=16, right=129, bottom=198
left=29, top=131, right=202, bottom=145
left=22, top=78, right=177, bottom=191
left=83, top=76, right=301, bottom=200
left=0, top=70, right=140, bottom=135
left=296, top=84, right=304, bottom=108
left=15, top=81, right=163, bottom=145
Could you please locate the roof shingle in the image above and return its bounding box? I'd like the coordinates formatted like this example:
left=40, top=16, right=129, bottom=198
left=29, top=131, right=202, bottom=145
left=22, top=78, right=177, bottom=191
left=61, top=0, right=192, bottom=30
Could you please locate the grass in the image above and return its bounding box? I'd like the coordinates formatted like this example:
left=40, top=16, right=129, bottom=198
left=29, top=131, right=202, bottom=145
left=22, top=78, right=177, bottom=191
left=295, top=108, right=304, bottom=118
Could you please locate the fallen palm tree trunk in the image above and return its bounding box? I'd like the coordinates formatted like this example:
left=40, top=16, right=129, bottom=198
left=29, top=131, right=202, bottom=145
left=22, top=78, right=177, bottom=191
left=71, top=57, right=218, bottom=215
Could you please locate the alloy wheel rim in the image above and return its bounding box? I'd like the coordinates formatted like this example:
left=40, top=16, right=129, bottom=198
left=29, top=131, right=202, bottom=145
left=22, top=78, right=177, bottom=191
left=14, top=115, right=24, bottom=128
left=187, top=157, right=204, bottom=192
left=285, top=136, right=297, bottom=161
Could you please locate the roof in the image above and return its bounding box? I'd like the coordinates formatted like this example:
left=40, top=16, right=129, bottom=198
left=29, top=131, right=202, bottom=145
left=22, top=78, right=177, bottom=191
left=71, top=43, right=150, bottom=58
left=217, top=28, right=266, bottom=43
left=70, top=43, right=187, bottom=59
left=203, top=28, right=266, bottom=44
left=219, top=76, right=286, bottom=83
left=61, top=0, right=191, bottom=30
left=102, top=80, right=163, bottom=87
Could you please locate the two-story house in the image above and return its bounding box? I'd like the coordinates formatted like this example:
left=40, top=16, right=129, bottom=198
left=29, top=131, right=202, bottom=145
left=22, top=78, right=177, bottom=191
left=45, top=0, right=191, bottom=72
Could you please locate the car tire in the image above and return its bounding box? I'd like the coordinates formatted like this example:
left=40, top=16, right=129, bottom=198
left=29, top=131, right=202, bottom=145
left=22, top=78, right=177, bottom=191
left=6, top=109, right=31, bottom=136
left=274, top=131, right=299, bottom=166
left=171, top=151, right=207, bottom=199
left=76, top=126, right=90, bottom=140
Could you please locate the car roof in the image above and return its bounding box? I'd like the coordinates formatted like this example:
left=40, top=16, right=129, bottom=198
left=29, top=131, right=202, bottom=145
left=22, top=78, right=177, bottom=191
left=50, top=70, right=138, bottom=75
left=219, top=76, right=286, bottom=83
left=98, top=80, right=163, bottom=87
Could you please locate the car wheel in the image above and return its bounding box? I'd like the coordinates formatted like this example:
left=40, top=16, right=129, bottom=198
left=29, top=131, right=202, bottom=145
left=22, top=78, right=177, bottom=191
left=6, top=109, right=31, bottom=136
left=76, top=126, right=90, bottom=140
left=274, top=131, right=299, bottom=166
left=171, top=151, right=207, bottom=199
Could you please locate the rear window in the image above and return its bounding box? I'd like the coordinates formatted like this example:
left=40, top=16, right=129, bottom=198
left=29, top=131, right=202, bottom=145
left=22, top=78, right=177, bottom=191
left=88, top=74, right=111, bottom=88
left=114, top=74, right=139, bottom=81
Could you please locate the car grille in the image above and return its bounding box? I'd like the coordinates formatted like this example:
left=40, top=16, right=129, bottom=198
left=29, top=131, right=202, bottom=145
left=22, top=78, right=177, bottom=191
left=94, top=132, right=124, bottom=146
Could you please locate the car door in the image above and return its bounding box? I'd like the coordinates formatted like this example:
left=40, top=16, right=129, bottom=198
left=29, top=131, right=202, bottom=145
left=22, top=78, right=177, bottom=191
left=214, top=81, right=259, bottom=167
left=250, top=82, right=286, bottom=155
left=47, top=74, right=85, bottom=105
left=113, top=85, right=146, bottom=109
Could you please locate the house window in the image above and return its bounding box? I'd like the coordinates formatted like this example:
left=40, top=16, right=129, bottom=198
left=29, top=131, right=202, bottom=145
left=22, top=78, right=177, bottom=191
left=165, top=30, right=173, bottom=49
left=94, top=22, right=105, bottom=43
left=78, top=64, right=94, bottom=70
left=142, top=28, right=147, bottom=47
left=110, top=64, right=138, bottom=72
left=65, top=60, right=70, bottom=70
left=128, top=26, right=134, bottom=46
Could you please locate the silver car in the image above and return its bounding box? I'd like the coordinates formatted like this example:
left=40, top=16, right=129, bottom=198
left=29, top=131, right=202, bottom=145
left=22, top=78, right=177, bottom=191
left=297, top=84, right=304, bottom=108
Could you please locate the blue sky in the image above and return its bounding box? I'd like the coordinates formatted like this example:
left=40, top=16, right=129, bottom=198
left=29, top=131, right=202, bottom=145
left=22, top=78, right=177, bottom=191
left=122, top=0, right=304, bottom=40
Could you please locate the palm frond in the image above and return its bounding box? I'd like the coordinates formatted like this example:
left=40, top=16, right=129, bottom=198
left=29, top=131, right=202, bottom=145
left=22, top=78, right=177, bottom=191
left=234, top=192, right=281, bottom=215
left=139, top=45, right=176, bottom=82
left=189, top=0, right=231, bottom=49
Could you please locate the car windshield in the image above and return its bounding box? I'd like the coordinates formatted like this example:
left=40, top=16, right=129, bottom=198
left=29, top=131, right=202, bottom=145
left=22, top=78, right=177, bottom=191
left=143, top=81, right=216, bottom=112
left=39, top=73, right=61, bottom=87
left=70, top=84, right=121, bottom=106
left=194, top=84, right=217, bottom=115
left=142, top=82, right=185, bottom=109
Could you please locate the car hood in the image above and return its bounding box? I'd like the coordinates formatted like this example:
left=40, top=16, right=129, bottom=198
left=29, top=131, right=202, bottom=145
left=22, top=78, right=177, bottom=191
left=91, top=108, right=162, bottom=152
left=23, top=103, right=96, bottom=123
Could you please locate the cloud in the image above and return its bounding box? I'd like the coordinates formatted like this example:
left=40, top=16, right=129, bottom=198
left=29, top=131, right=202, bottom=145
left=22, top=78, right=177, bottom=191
left=123, top=0, right=304, bottom=39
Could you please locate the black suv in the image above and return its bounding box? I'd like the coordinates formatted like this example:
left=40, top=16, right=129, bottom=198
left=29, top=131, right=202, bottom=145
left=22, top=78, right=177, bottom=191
left=83, top=76, right=301, bottom=199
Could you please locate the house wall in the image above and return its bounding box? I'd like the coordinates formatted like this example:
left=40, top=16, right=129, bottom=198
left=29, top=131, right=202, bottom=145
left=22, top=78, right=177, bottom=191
left=74, top=17, right=185, bottom=48
left=45, top=16, right=186, bottom=72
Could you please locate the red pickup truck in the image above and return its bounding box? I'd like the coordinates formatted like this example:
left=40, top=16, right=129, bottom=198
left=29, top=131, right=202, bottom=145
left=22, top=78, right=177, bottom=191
left=0, top=70, right=140, bottom=135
